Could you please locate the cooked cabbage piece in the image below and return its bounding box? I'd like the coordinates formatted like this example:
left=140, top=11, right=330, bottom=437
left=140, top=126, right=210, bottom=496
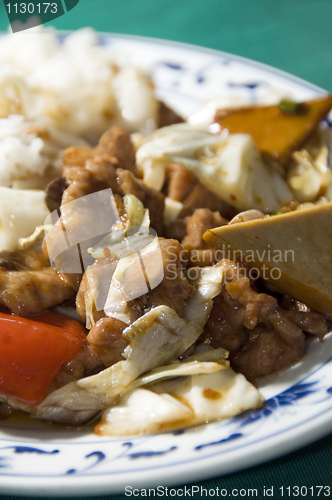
left=35, top=264, right=226, bottom=425
left=0, top=187, right=50, bottom=251
left=136, top=124, right=293, bottom=212
left=96, top=364, right=263, bottom=436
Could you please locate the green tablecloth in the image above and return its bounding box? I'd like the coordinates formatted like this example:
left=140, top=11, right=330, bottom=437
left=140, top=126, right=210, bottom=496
left=0, top=0, right=331, bottom=498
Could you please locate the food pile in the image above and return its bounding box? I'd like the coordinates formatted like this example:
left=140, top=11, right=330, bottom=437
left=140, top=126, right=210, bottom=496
left=0, top=28, right=331, bottom=436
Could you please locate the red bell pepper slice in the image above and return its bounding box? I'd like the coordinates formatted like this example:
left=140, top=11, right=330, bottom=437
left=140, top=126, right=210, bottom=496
left=0, top=311, right=87, bottom=406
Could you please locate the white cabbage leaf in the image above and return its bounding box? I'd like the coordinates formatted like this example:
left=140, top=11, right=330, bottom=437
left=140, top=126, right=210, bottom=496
left=136, top=124, right=294, bottom=212
left=18, top=224, right=53, bottom=251
left=36, top=264, right=226, bottom=424
left=35, top=305, right=204, bottom=420
left=0, top=187, right=50, bottom=252
left=287, top=148, right=332, bottom=203
left=96, top=388, right=193, bottom=436
left=88, top=194, right=150, bottom=261
left=96, top=365, right=263, bottom=436
left=79, top=195, right=153, bottom=327
left=132, top=361, right=224, bottom=387
left=103, top=237, right=164, bottom=324
left=164, top=197, right=183, bottom=226
left=184, top=265, right=224, bottom=328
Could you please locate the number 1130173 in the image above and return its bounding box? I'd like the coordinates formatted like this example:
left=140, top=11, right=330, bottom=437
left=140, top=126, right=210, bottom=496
left=279, top=485, right=330, bottom=497
left=6, top=2, right=58, bottom=14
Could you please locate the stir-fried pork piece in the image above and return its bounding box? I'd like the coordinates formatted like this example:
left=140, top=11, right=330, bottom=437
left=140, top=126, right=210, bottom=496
left=227, top=277, right=327, bottom=340
left=226, top=277, right=305, bottom=380
left=87, top=317, right=128, bottom=367
left=204, top=292, right=248, bottom=353
left=201, top=259, right=328, bottom=382
left=48, top=343, right=103, bottom=392
left=142, top=238, right=193, bottom=317
left=157, top=101, right=184, bottom=128
left=45, top=176, right=68, bottom=212
left=62, top=146, right=93, bottom=170
left=95, top=125, right=136, bottom=173
left=164, top=163, right=197, bottom=203
left=0, top=250, right=47, bottom=271
left=163, top=163, right=234, bottom=240
left=182, top=209, right=226, bottom=250
left=117, top=169, right=164, bottom=235
left=43, top=125, right=164, bottom=294
left=62, top=155, right=121, bottom=205
left=163, top=164, right=228, bottom=213
left=282, top=310, right=328, bottom=339
left=182, top=208, right=227, bottom=266
left=61, top=125, right=135, bottom=204
left=230, top=324, right=304, bottom=381
left=0, top=250, right=74, bottom=316
left=278, top=294, right=328, bottom=339
left=77, top=238, right=193, bottom=366
left=62, top=125, right=135, bottom=176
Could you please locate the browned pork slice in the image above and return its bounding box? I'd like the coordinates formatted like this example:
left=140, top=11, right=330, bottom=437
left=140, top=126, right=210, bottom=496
left=157, top=101, right=184, bottom=128
left=62, top=146, right=94, bottom=170
left=163, top=163, right=229, bottom=212
left=61, top=126, right=164, bottom=230
left=203, top=292, right=249, bottom=353
left=87, top=317, right=128, bottom=367
left=0, top=251, right=74, bottom=316
left=181, top=208, right=227, bottom=267
left=43, top=125, right=165, bottom=292
left=226, top=277, right=305, bottom=381
left=78, top=238, right=193, bottom=366
left=142, top=237, right=193, bottom=317
left=62, top=125, right=136, bottom=175
left=117, top=169, right=165, bottom=235
left=61, top=155, right=122, bottom=205
left=48, top=343, right=103, bottom=392
left=50, top=124, right=135, bottom=206
left=163, top=163, right=234, bottom=241
left=62, top=164, right=164, bottom=232
left=202, top=259, right=328, bottom=382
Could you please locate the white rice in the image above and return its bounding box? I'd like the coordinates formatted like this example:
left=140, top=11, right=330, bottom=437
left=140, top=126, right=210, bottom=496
left=0, top=28, right=158, bottom=140
left=0, top=27, right=160, bottom=251
left=0, top=114, right=88, bottom=188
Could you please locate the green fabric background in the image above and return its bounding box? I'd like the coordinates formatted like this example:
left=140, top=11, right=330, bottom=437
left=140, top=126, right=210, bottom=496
left=1, top=0, right=332, bottom=91
left=0, top=0, right=331, bottom=498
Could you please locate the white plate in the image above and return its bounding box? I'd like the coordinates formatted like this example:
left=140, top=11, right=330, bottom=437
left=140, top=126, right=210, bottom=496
left=0, top=33, right=332, bottom=497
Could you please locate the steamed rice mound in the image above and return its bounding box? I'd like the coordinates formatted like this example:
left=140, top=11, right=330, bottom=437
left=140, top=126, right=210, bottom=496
left=0, top=28, right=158, bottom=140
